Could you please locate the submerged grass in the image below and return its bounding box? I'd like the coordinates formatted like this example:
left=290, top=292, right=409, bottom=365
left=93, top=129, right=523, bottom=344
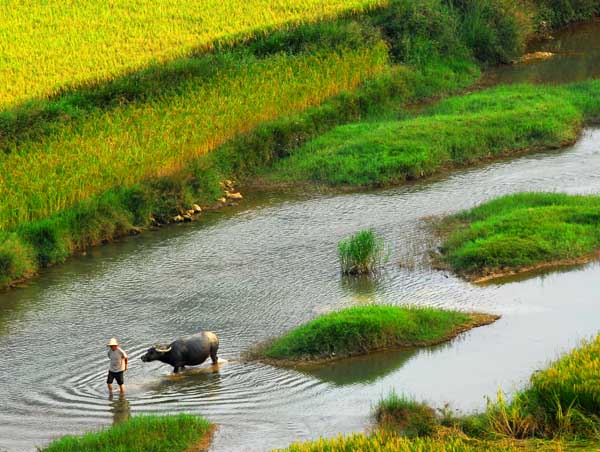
left=338, top=229, right=386, bottom=275
left=437, top=192, right=600, bottom=280
left=43, top=414, right=212, bottom=452
left=270, top=80, right=600, bottom=187
left=258, top=305, right=497, bottom=362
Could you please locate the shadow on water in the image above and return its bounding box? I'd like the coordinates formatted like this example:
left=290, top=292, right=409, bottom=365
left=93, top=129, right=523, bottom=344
left=300, top=341, right=456, bottom=387
left=300, top=349, right=419, bottom=387
left=478, top=261, right=597, bottom=287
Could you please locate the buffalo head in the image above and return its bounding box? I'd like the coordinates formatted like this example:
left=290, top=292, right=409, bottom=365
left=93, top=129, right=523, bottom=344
left=140, top=344, right=172, bottom=362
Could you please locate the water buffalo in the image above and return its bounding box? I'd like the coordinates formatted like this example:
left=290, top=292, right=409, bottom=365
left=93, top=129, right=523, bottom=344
left=140, top=331, right=219, bottom=373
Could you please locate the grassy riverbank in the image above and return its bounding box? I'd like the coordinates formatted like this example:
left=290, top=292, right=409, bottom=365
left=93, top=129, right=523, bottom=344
left=43, top=414, right=212, bottom=452
left=276, top=432, right=594, bottom=452
left=278, top=333, right=600, bottom=451
left=376, top=333, right=600, bottom=440
left=253, top=305, right=498, bottom=363
left=269, top=80, right=600, bottom=186
left=436, top=192, right=600, bottom=281
left=1, top=0, right=597, bottom=289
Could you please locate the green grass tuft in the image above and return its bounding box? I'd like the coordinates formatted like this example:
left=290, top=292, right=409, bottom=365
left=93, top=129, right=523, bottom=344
left=43, top=414, right=212, bottom=452
left=338, top=229, right=386, bottom=275
left=375, top=391, right=439, bottom=437
left=260, top=305, right=493, bottom=361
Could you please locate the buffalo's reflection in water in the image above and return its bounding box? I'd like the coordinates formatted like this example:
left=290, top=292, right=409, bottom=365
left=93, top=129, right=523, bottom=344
left=142, top=361, right=224, bottom=398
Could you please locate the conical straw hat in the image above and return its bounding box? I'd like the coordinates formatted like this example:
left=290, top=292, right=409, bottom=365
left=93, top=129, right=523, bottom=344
left=107, top=337, right=119, bottom=346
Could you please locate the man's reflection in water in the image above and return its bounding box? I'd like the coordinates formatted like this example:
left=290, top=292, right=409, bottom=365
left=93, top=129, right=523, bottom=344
left=108, top=392, right=131, bottom=425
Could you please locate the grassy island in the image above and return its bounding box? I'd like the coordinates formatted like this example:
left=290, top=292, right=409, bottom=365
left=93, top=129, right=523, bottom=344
left=436, top=192, right=600, bottom=282
left=43, top=414, right=212, bottom=452
left=254, top=305, right=498, bottom=363
left=269, top=80, right=600, bottom=186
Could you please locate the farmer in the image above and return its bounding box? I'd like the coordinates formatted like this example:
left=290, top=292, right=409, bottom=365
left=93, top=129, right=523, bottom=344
left=107, top=337, right=128, bottom=394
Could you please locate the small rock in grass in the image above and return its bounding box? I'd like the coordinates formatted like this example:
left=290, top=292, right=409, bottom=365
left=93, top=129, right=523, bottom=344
left=192, top=204, right=202, bottom=213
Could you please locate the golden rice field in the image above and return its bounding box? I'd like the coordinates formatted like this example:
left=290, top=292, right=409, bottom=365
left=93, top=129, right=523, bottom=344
left=0, top=44, right=389, bottom=230
left=275, top=431, right=573, bottom=452
left=0, top=0, right=386, bottom=109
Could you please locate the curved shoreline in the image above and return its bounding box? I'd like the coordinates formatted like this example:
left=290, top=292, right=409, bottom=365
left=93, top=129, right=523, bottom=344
left=470, top=252, right=600, bottom=284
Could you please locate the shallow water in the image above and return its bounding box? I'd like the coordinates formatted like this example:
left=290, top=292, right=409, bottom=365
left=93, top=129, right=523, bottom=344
left=484, top=18, right=600, bottom=85
left=0, top=128, right=599, bottom=451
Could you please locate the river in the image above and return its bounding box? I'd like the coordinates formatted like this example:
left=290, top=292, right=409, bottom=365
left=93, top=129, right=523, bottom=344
left=0, top=19, right=599, bottom=452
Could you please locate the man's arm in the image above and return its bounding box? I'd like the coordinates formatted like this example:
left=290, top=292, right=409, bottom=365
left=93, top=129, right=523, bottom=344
left=121, top=349, right=129, bottom=371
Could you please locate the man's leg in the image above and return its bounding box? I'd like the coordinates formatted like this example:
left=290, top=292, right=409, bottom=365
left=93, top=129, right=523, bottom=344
left=116, top=372, right=125, bottom=394
left=107, top=372, right=115, bottom=393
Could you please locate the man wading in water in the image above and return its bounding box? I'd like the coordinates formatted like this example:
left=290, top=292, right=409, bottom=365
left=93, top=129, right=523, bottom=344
left=107, top=338, right=128, bottom=394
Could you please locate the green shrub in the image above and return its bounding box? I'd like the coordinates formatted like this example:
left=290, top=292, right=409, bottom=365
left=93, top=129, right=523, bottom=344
left=18, top=220, right=71, bottom=267
left=0, top=233, right=35, bottom=284
left=534, top=0, right=600, bottom=28
left=372, top=0, right=466, bottom=64
left=449, top=0, right=529, bottom=63
left=375, top=391, right=439, bottom=437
